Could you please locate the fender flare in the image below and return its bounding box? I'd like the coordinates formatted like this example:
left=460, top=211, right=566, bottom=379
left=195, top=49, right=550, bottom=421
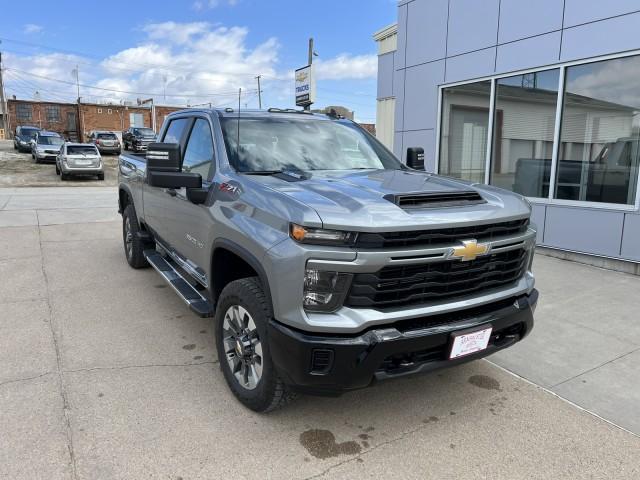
left=118, top=184, right=135, bottom=214
left=212, top=238, right=274, bottom=312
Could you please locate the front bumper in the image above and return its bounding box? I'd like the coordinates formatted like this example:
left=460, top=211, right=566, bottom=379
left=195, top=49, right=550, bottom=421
left=268, top=289, right=538, bottom=395
left=132, top=141, right=153, bottom=151
left=35, top=151, right=58, bottom=163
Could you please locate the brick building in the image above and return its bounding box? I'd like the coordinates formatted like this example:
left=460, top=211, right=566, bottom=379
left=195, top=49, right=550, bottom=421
left=7, top=99, right=80, bottom=140
left=7, top=98, right=183, bottom=141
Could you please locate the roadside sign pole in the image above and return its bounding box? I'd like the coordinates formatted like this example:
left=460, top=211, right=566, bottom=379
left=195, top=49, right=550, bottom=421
left=304, top=38, right=313, bottom=111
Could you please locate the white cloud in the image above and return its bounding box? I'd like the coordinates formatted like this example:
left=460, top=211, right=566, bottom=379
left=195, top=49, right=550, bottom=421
left=96, top=22, right=280, bottom=105
left=313, top=54, right=377, bottom=81
left=23, top=24, right=43, bottom=34
left=4, top=21, right=377, bottom=117
left=192, top=0, right=238, bottom=11
left=570, top=57, right=640, bottom=109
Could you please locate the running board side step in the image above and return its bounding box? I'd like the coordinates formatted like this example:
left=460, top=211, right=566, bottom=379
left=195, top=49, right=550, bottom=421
left=144, top=250, right=215, bottom=318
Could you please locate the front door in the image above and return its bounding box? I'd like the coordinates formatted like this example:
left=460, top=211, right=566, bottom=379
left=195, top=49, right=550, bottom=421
left=143, top=116, right=215, bottom=285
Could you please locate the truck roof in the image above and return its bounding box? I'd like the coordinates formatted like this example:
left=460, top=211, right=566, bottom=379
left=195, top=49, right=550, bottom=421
left=169, top=107, right=344, bottom=121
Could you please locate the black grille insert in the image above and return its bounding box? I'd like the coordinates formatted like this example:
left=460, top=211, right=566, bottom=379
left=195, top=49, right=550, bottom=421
left=385, top=191, right=486, bottom=209
left=355, top=218, right=529, bottom=249
left=345, top=248, right=528, bottom=310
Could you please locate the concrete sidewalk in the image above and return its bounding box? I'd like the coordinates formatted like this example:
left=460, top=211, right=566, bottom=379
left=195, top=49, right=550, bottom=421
left=491, top=254, right=640, bottom=435
left=1, top=187, right=639, bottom=479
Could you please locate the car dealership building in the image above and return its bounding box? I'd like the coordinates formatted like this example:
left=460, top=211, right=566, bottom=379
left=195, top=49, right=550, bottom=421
left=375, top=1, right=640, bottom=269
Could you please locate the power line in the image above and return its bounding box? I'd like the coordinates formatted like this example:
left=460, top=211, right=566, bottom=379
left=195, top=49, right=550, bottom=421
left=0, top=37, right=266, bottom=79
left=5, top=67, right=258, bottom=99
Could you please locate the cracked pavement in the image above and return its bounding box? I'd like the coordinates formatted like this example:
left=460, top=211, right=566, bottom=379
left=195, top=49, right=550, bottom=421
left=1, top=186, right=639, bottom=479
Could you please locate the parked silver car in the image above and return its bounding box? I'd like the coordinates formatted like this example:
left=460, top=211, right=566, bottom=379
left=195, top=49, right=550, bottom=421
left=31, top=131, right=64, bottom=163
left=56, top=143, right=104, bottom=181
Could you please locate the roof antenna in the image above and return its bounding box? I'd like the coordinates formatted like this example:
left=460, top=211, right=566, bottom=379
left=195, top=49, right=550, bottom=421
left=236, top=87, right=241, bottom=165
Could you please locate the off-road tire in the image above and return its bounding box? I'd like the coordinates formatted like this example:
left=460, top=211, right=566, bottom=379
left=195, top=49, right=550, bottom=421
left=215, top=277, right=296, bottom=412
left=122, top=204, right=149, bottom=269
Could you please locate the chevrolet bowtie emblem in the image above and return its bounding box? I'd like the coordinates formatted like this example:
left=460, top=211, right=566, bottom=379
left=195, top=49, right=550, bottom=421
left=450, top=239, right=490, bottom=261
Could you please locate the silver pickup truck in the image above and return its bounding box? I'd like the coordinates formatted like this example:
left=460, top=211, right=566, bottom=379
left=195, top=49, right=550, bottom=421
left=118, top=108, right=538, bottom=412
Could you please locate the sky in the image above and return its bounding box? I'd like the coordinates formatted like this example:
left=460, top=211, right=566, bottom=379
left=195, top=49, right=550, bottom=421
left=0, top=0, right=397, bottom=123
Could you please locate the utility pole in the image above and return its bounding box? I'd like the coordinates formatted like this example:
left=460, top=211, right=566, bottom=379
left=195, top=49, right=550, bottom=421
left=74, top=65, right=80, bottom=101
left=255, top=75, right=262, bottom=109
left=304, top=38, right=315, bottom=111
left=72, top=65, right=82, bottom=141
left=0, top=48, right=9, bottom=139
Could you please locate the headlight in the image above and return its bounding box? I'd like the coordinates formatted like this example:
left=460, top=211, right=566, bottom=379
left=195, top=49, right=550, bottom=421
left=290, top=223, right=357, bottom=246
left=303, top=269, right=352, bottom=312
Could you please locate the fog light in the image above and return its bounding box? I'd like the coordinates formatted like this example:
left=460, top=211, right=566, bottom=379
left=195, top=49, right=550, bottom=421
left=303, top=269, right=352, bottom=312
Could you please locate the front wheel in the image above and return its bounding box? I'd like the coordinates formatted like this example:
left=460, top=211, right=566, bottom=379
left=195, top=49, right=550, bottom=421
left=122, top=204, right=149, bottom=269
left=215, top=277, right=295, bottom=412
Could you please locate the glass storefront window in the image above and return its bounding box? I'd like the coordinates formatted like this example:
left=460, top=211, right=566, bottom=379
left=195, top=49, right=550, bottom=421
left=555, top=56, right=640, bottom=205
left=439, top=81, right=491, bottom=183
left=490, top=69, right=560, bottom=197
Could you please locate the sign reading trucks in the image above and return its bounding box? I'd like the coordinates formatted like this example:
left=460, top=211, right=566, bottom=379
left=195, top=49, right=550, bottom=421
left=295, top=65, right=315, bottom=107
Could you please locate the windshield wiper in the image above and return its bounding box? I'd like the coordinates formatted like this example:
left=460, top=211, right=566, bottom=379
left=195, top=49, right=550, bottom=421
left=240, top=170, right=284, bottom=175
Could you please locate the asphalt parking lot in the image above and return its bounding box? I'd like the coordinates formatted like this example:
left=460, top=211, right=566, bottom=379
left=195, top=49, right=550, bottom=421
left=1, top=176, right=639, bottom=477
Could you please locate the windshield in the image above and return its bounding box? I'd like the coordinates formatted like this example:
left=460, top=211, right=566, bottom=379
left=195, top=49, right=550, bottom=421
left=38, top=136, right=64, bottom=146
left=97, top=133, right=117, bottom=139
left=133, top=128, right=155, bottom=136
left=221, top=117, right=401, bottom=172
left=20, top=128, right=39, bottom=139
left=67, top=146, right=98, bottom=155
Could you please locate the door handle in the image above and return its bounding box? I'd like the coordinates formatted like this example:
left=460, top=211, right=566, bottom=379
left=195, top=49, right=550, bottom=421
left=165, top=188, right=177, bottom=197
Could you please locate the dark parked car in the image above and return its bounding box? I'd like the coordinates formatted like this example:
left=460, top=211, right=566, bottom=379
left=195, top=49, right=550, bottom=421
left=32, top=131, right=64, bottom=163
left=122, top=127, right=156, bottom=152
left=13, top=126, right=41, bottom=152
left=88, top=131, right=121, bottom=155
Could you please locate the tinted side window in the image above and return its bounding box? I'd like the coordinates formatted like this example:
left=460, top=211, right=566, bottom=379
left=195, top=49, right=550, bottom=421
left=183, top=119, right=214, bottom=178
left=162, top=118, right=189, bottom=145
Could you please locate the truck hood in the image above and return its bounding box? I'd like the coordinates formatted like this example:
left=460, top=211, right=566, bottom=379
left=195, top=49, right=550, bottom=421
left=250, top=169, right=531, bottom=231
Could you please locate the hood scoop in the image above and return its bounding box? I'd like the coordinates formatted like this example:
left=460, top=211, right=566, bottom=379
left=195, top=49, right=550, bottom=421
left=385, top=190, right=486, bottom=209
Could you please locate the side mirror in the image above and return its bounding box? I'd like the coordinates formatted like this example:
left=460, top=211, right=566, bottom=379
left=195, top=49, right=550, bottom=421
left=406, top=147, right=425, bottom=170
left=146, top=143, right=181, bottom=172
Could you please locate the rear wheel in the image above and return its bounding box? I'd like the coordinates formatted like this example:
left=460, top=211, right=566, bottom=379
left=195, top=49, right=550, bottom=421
left=215, top=277, right=295, bottom=412
left=97, top=173, right=105, bottom=181
left=122, top=204, right=149, bottom=269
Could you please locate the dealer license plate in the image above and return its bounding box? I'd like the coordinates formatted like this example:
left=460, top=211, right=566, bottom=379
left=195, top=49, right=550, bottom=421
left=449, top=326, right=492, bottom=359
